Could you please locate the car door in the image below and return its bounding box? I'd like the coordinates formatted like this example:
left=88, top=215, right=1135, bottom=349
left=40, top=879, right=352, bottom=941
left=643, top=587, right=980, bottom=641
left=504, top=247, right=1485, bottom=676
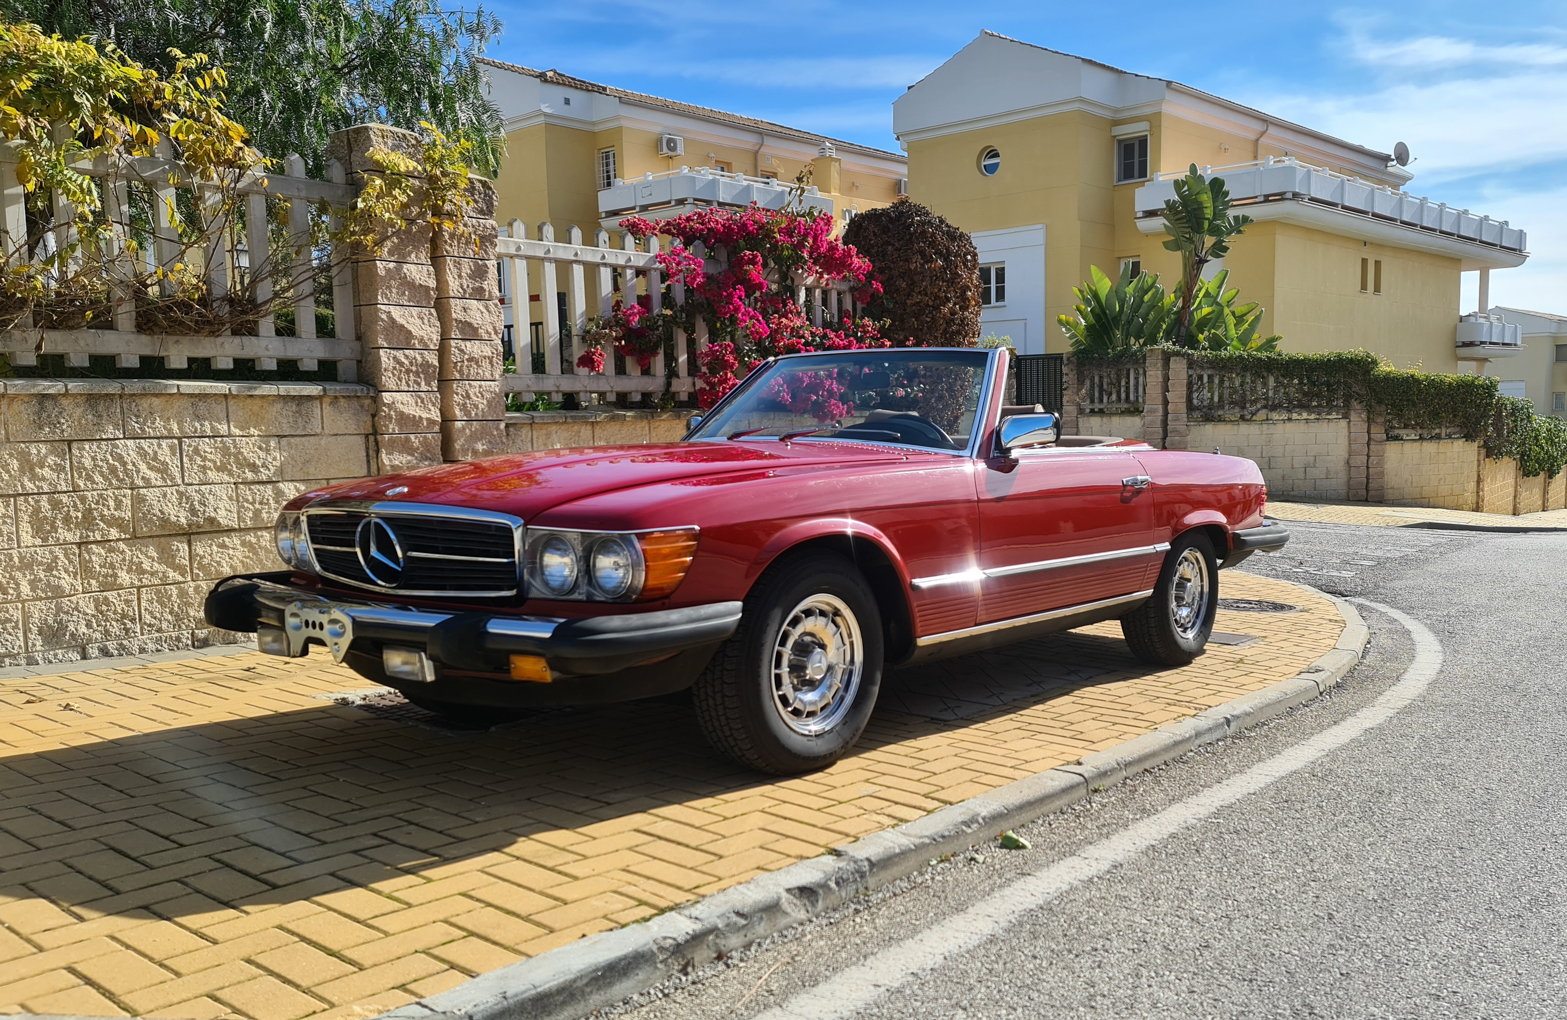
left=974, top=445, right=1159, bottom=624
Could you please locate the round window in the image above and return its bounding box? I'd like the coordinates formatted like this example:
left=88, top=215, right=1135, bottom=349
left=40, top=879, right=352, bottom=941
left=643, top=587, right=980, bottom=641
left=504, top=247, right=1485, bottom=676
left=979, top=147, right=1001, bottom=176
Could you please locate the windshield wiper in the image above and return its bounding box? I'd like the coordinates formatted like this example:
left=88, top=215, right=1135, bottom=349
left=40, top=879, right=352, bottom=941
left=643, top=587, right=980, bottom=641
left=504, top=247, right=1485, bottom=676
left=778, top=427, right=902, bottom=445
left=725, top=428, right=771, bottom=441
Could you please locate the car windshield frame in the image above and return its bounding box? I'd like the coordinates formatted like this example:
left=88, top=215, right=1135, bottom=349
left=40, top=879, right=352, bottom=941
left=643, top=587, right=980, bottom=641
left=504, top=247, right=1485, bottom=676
left=684, top=347, right=999, bottom=458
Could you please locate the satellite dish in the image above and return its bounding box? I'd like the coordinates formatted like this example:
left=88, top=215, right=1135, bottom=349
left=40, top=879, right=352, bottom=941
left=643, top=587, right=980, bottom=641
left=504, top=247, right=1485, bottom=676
left=1393, top=141, right=1411, bottom=167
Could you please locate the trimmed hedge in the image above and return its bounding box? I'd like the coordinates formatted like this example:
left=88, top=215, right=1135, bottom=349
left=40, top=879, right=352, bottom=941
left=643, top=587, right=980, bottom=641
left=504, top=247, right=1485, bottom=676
left=1070, top=347, right=1567, bottom=478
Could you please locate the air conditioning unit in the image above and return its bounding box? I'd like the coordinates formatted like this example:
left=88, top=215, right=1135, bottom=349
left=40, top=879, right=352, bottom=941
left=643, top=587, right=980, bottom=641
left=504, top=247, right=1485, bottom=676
left=658, top=134, right=685, bottom=157
left=895, top=177, right=909, bottom=196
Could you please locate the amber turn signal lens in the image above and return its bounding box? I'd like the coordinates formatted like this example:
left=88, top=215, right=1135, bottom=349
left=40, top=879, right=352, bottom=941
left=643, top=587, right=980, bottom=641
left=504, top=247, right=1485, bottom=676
left=636, top=529, right=699, bottom=601
left=509, top=654, right=552, bottom=683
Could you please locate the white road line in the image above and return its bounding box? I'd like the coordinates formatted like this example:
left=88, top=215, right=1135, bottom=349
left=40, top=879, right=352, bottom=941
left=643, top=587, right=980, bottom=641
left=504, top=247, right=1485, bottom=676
left=756, top=600, right=1440, bottom=1020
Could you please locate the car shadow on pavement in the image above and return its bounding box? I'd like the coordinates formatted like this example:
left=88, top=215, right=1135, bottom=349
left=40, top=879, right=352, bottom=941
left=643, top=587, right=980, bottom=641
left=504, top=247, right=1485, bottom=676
left=0, top=628, right=1166, bottom=925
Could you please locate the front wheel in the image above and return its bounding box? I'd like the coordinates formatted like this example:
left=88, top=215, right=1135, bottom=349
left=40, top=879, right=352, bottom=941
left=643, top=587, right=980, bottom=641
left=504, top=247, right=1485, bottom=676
left=692, top=553, right=883, bottom=774
left=1121, top=532, right=1218, bottom=666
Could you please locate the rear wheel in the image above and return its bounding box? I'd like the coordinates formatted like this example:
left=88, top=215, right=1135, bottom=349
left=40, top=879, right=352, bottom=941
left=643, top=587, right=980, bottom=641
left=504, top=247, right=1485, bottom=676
left=693, top=553, right=883, bottom=774
left=1121, top=531, right=1218, bottom=666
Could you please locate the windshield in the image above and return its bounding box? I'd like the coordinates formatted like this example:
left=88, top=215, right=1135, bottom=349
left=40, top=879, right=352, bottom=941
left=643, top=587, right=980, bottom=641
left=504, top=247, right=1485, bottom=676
left=688, top=349, right=991, bottom=452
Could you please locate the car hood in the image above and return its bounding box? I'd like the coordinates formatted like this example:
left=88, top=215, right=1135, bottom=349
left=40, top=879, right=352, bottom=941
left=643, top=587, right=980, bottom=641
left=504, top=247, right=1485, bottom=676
left=294, top=440, right=916, bottom=520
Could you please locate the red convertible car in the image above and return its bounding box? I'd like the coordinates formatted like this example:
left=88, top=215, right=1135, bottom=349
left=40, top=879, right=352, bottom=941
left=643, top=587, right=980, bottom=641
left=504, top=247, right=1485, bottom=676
left=207, top=347, right=1287, bottom=773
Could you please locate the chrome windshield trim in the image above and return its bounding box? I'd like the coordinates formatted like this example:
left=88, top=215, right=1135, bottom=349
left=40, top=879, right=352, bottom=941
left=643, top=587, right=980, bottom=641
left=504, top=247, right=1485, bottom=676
left=910, top=542, right=1169, bottom=589
left=915, top=589, right=1155, bottom=648
left=682, top=347, right=998, bottom=458
left=982, top=542, right=1170, bottom=579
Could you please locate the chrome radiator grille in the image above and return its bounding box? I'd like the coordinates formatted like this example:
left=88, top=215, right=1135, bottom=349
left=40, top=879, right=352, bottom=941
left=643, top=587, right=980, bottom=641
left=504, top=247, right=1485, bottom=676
left=304, top=505, right=522, bottom=596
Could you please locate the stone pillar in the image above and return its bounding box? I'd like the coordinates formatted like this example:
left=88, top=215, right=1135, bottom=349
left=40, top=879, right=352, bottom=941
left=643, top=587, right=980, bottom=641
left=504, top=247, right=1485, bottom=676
left=1165, top=354, right=1189, bottom=451
left=1061, top=356, right=1080, bottom=436
left=434, top=179, right=506, bottom=461
left=1366, top=406, right=1386, bottom=503
left=328, top=124, right=442, bottom=474
left=1348, top=401, right=1369, bottom=501
left=1141, top=349, right=1168, bottom=448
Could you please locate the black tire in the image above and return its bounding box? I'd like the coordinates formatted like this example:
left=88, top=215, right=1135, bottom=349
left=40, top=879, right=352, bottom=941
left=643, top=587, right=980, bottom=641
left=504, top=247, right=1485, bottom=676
left=692, top=553, right=883, bottom=774
left=1121, top=531, right=1218, bottom=666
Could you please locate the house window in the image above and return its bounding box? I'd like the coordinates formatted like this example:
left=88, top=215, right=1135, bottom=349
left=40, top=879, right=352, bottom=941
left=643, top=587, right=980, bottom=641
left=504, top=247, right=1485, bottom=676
left=1499, top=381, right=1527, bottom=399
left=1360, top=258, right=1369, bottom=292
left=761, top=171, right=778, bottom=181
left=1121, top=257, right=1142, bottom=278
left=1116, top=135, right=1148, bottom=183
left=1555, top=344, right=1567, bottom=363
left=1553, top=392, right=1565, bottom=414
left=979, top=148, right=1001, bottom=176
left=714, top=160, right=732, bottom=174
left=979, top=263, right=1006, bottom=306
left=1374, top=259, right=1383, bottom=295
left=598, top=148, right=617, bottom=190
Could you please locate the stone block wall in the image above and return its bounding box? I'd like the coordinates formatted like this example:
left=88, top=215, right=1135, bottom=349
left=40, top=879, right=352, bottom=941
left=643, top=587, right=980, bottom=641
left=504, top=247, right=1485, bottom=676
left=505, top=410, right=696, bottom=452
left=1383, top=439, right=1481, bottom=510
left=1477, top=455, right=1519, bottom=514
left=1077, top=413, right=1145, bottom=439
left=0, top=381, right=374, bottom=665
left=1185, top=418, right=1351, bottom=499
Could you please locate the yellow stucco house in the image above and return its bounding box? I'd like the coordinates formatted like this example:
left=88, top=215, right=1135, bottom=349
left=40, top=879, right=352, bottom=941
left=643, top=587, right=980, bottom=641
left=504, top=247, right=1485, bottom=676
left=894, top=32, right=1530, bottom=367
left=480, top=59, right=907, bottom=239
left=1483, top=307, right=1567, bottom=417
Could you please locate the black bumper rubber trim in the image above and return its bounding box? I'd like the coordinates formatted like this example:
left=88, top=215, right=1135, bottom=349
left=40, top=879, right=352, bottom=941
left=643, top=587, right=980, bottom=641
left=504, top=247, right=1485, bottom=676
left=1231, top=523, right=1290, bottom=554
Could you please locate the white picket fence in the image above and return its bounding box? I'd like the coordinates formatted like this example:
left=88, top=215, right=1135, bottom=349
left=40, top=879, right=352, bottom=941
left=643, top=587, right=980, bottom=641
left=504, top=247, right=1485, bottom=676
left=1079, top=361, right=1146, bottom=413
left=498, top=221, right=859, bottom=404
left=0, top=143, right=360, bottom=375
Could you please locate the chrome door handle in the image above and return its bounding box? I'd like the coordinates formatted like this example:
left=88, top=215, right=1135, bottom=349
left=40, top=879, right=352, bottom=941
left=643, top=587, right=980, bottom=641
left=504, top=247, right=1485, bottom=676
left=1122, top=475, right=1152, bottom=490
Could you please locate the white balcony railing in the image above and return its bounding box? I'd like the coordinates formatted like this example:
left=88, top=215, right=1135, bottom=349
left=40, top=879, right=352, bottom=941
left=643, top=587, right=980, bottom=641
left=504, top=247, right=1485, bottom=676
left=598, top=166, right=832, bottom=223
left=1134, top=157, right=1527, bottom=254
left=1456, top=311, right=1523, bottom=356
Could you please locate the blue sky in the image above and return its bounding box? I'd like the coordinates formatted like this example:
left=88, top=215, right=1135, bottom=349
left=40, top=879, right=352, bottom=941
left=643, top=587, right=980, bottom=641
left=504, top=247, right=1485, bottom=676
left=492, top=1, right=1566, bottom=313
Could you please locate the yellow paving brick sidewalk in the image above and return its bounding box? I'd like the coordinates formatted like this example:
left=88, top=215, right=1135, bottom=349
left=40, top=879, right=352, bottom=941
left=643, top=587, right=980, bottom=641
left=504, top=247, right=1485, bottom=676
left=0, top=572, right=1344, bottom=1020
left=1267, top=499, right=1567, bottom=529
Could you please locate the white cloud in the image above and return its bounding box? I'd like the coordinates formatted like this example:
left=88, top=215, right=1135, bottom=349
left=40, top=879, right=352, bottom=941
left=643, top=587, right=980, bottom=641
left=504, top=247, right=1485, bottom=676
left=1348, top=34, right=1567, bottom=70
left=1251, top=71, right=1567, bottom=186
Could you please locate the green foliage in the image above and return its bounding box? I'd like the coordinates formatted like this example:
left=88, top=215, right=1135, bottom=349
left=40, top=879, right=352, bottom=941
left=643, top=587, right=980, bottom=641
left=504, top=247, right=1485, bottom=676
left=841, top=201, right=981, bottom=347
left=0, top=0, right=505, bottom=176
left=1058, top=263, right=1172, bottom=355
left=1180, top=271, right=1280, bottom=353
left=1059, top=264, right=1278, bottom=355
left=1483, top=395, right=1567, bottom=477
left=1368, top=366, right=1497, bottom=440
left=1160, top=164, right=1254, bottom=345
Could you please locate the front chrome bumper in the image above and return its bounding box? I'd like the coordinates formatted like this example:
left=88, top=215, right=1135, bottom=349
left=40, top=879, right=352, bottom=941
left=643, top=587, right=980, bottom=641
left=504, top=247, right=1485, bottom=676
left=204, top=574, right=743, bottom=680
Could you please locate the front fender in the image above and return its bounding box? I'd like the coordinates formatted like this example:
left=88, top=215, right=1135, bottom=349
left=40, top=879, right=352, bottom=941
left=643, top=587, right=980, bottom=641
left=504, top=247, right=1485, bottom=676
left=750, top=517, right=914, bottom=590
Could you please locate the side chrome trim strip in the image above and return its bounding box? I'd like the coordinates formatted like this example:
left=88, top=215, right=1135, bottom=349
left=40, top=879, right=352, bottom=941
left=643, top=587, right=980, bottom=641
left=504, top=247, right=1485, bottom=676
left=909, top=569, right=985, bottom=591
left=915, top=589, right=1155, bottom=648
left=909, top=542, right=1169, bottom=590
left=982, top=542, right=1170, bottom=579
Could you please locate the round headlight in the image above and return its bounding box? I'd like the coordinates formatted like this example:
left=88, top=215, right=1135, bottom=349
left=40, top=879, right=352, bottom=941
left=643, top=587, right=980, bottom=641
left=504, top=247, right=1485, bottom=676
left=290, top=515, right=311, bottom=569
left=537, top=536, right=578, bottom=595
left=275, top=513, right=296, bottom=567
left=590, top=537, right=635, bottom=598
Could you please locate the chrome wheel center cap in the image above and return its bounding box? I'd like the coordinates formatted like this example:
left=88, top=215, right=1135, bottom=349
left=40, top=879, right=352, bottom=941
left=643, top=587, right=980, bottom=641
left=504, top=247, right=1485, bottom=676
left=804, top=647, right=830, bottom=682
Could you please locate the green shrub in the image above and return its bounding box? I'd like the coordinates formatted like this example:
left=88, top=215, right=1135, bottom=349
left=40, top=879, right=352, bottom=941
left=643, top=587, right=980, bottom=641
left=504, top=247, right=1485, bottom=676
left=1369, top=366, right=1497, bottom=440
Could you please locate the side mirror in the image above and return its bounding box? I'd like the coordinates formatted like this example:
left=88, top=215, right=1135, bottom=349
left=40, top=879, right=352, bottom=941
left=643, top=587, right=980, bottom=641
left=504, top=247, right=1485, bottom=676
left=682, top=415, right=704, bottom=439
left=996, top=412, right=1060, bottom=456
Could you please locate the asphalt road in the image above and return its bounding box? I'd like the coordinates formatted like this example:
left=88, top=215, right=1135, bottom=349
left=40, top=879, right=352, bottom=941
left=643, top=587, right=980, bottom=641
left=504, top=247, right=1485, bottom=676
left=599, top=521, right=1567, bottom=1019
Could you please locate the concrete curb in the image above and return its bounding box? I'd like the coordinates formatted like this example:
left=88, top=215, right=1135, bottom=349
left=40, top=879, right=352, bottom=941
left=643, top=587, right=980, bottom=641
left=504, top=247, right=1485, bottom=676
left=372, top=584, right=1368, bottom=1020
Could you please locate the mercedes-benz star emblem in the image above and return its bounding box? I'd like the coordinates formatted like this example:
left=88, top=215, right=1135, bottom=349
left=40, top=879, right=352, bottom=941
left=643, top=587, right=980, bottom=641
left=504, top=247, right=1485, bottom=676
left=355, top=517, right=405, bottom=587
